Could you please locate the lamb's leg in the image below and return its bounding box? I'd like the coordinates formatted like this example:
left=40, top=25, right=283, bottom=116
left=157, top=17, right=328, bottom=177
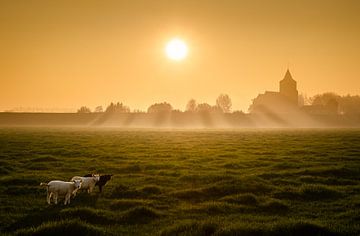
left=47, top=192, right=51, bottom=204
left=64, top=193, right=70, bottom=205
left=99, top=185, right=103, bottom=193
left=89, top=186, right=93, bottom=193
left=54, top=193, right=58, bottom=205
left=72, top=189, right=77, bottom=198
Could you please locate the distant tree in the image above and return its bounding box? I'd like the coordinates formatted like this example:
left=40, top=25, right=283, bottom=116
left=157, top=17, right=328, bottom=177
left=133, top=109, right=145, bottom=113
left=196, top=103, right=212, bottom=113
left=172, top=109, right=182, bottom=114
left=186, top=99, right=197, bottom=112
left=210, top=105, right=223, bottom=113
left=339, top=94, right=360, bottom=114
left=216, top=94, right=232, bottom=113
left=105, top=102, right=130, bottom=113
left=309, top=92, right=360, bottom=115
left=310, top=92, right=340, bottom=106
left=298, top=94, right=306, bottom=106
left=232, top=110, right=245, bottom=115
left=94, top=106, right=103, bottom=113
left=147, top=102, right=173, bottom=113
left=77, top=106, right=91, bottom=113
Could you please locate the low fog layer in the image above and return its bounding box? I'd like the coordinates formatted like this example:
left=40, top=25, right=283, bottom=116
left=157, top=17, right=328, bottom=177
left=0, top=111, right=359, bottom=128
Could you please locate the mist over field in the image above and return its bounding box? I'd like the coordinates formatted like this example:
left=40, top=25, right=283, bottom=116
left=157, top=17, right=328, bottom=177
left=0, top=128, right=359, bottom=235
left=0, top=112, right=359, bottom=128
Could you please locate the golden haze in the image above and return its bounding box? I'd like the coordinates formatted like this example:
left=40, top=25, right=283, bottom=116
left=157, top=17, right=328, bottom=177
left=0, top=0, right=360, bottom=112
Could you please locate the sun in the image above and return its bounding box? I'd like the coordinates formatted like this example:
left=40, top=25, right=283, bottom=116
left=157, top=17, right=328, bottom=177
left=165, top=38, right=188, bottom=61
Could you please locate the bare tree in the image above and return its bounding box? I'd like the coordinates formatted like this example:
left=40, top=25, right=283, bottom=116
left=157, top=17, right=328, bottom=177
left=216, top=94, right=232, bottom=113
left=186, top=99, right=197, bottom=112
left=94, top=106, right=103, bottom=113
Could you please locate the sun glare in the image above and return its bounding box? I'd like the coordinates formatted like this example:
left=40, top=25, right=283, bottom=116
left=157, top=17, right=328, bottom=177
left=165, top=38, right=188, bottom=61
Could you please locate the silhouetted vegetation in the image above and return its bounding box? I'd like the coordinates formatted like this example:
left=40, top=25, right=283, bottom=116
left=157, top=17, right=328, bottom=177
left=310, top=92, right=360, bottom=115
left=77, top=106, right=91, bottom=113
left=2, top=92, right=360, bottom=127
left=105, top=102, right=130, bottom=113
left=147, top=102, right=172, bottom=113
left=216, top=94, right=232, bottom=113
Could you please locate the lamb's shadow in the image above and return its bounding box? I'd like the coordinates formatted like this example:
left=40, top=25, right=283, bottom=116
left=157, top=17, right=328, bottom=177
left=5, top=193, right=100, bottom=233
left=71, top=192, right=100, bottom=206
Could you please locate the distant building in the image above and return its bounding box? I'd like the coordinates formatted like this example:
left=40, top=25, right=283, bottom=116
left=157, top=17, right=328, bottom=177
left=249, top=70, right=299, bottom=113
left=279, top=70, right=299, bottom=105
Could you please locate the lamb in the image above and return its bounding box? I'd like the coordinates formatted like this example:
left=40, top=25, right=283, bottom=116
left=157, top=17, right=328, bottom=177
left=40, top=179, right=82, bottom=205
left=84, top=174, right=113, bottom=193
left=70, top=175, right=100, bottom=196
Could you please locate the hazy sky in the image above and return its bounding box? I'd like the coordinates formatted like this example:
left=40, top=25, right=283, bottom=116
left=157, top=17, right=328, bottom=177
left=1, top=0, right=359, bottom=112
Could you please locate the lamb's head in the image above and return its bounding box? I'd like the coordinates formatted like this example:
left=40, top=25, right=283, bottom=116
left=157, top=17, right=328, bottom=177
left=102, top=174, right=113, bottom=182
left=93, top=174, right=100, bottom=182
left=73, top=179, right=82, bottom=189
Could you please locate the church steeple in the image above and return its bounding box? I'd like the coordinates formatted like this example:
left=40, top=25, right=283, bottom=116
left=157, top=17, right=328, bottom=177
left=279, top=69, right=298, bottom=105
left=283, top=69, right=295, bottom=82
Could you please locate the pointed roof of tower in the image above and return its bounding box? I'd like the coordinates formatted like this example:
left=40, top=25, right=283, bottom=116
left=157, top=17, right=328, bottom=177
left=281, top=69, right=296, bottom=83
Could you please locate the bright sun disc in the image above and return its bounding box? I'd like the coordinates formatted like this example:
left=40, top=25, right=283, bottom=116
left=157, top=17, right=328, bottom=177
left=165, top=38, right=188, bottom=61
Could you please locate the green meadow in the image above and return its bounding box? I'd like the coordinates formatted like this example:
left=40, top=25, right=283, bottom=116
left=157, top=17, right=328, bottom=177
left=0, top=128, right=359, bottom=235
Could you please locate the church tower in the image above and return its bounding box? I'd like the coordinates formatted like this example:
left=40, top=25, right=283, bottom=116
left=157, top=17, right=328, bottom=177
left=279, top=69, right=298, bottom=105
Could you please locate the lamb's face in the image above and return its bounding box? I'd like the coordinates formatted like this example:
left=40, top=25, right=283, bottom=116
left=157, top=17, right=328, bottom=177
left=74, top=179, right=82, bottom=189
left=103, top=175, right=112, bottom=182
left=93, top=174, right=100, bottom=182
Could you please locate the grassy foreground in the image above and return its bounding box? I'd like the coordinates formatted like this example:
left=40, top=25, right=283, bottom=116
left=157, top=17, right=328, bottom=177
left=0, top=128, right=359, bottom=235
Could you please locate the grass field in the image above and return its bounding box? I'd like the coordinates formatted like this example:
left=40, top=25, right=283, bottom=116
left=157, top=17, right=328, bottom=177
left=0, top=128, right=359, bottom=235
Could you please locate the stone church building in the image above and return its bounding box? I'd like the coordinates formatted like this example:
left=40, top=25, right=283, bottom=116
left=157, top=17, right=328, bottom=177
left=249, top=70, right=299, bottom=113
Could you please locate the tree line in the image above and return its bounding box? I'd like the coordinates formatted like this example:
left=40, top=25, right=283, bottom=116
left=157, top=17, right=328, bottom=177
left=77, top=93, right=360, bottom=115
left=77, top=94, right=235, bottom=114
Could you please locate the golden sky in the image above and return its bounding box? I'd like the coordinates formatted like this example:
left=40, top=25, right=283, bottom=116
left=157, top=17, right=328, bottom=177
left=1, top=0, right=359, bottom=112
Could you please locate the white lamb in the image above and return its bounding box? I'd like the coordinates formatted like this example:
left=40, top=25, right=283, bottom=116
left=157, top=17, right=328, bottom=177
left=70, top=175, right=100, bottom=196
left=40, top=179, right=82, bottom=205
